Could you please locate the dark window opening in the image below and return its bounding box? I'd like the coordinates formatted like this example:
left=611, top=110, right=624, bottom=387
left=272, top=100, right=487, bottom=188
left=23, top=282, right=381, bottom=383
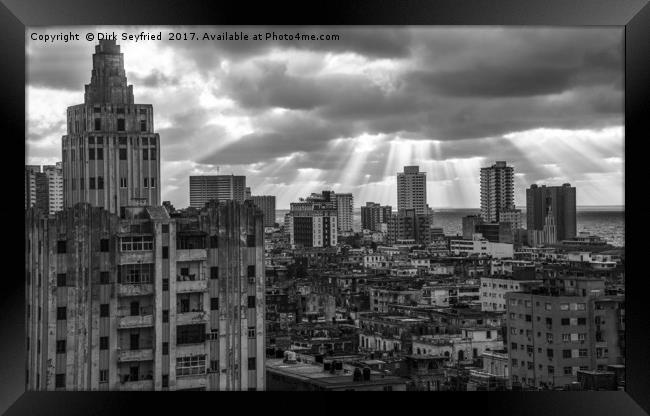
left=100, top=336, right=109, bottom=350
left=89, top=148, right=95, bottom=160
left=248, top=296, right=256, bottom=308
left=247, top=265, right=255, bottom=278
left=55, top=374, right=65, bottom=388
left=209, top=235, right=218, bottom=248
left=140, top=120, right=147, bottom=132
left=162, top=246, right=169, bottom=259
left=210, top=267, right=219, bottom=279
left=163, top=310, right=169, bottom=323
left=246, top=234, right=256, bottom=247
left=211, top=298, right=219, bottom=310
left=162, top=278, right=169, bottom=291
left=56, top=340, right=66, bottom=354
left=162, top=375, right=169, bottom=388
left=162, top=224, right=169, bottom=233
left=94, top=118, right=101, bottom=131
left=119, top=148, right=127, bottom=160
left=100, top=304, right=109, bottom=317
left=150, top=149, right=156, bottom=160
left=57, top=240, right=67, bottom=254
left=57, top=273, right=67, bottom=287
left=177, top=324, right=206, bottom=345
left=117, top=119, right=125, bottom=131
left=89, top=177, right=96, bottom=190
left=163, top=342, right=169, bottom=355
left=98, top=176, right=104, bottom=190
left=248, top=357, right=256, bottom=368
left=97, top=148, right=103, bottom=160
left=143, top=149, right=148, bottom=160
left=57, top=307, right=67, bottom=320
left=100, top=238, right=109, bottom=252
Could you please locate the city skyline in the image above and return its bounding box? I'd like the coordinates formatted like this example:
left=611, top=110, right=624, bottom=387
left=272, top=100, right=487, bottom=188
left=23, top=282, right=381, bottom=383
left=27, top=26, right=624, bottom=209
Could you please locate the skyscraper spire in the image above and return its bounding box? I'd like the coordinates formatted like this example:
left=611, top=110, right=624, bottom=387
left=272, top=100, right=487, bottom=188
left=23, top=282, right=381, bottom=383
left=84, top=39, right=134, bottom=105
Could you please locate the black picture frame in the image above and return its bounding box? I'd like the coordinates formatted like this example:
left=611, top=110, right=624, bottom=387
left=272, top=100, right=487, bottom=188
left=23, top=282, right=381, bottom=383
left=3, top=0, right=648, bottom=414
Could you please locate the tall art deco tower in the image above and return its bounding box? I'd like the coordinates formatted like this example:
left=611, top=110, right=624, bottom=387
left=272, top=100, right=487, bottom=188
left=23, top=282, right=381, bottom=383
left=63, top=39, right=161, bottom=215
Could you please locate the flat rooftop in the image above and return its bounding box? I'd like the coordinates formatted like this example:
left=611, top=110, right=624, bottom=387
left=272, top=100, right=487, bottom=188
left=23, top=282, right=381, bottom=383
left=266, top=359, right=406, bottom=388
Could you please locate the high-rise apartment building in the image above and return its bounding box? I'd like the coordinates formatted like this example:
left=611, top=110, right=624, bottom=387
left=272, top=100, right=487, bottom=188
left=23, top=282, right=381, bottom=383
left=285, top=199, right=337, bottom=248
left=526, top=184, right=576, bottom=245
left=25, top=165, right=47, bottom=211
left=397, top=166, right=428, bottom=215
left=43, top=162, right=64, bottom=214
left=480, top=161, right=515, bottom=223
left=360, top=202, right=392, bottom=232
left=62, top=40, right=161, bottom=215
left=335, top=193, right=354, bottom=233
left=189, top=175, right=247, bottom=208
left=25, top=200, right=266, bottom=391
left=387, top=209, right=431, bottom=245
left=506, top=276, right=624, bottom=390
left=250, top=195, right=276, bottom=228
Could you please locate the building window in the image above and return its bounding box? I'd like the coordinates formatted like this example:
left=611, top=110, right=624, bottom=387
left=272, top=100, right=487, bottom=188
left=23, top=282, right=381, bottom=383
left=144, top=178, right=148, bottom=188
left=143, top=149, right=149, bottom=160
left=98, top=176, right=104, bottom=190
left=176, top=324, right=205, bottom=345
left=562, top=334, right=570, bottom=342
left=150, top=148, right=156, bottom=160
left=57, top=240, right=67, bottom=254
left=563, top=349, right=571, bottom=358
left=210, top=267, right=219, bottom=280
left=248, top=327, right=256, bottom=338
left=120, top=177, right=127, bottom=188
left=578, top=317, right=586, bottom=325
left=162, top=310, right=169, bottom=323
left=140, top=120, right=147, bottom=132
left=119, top=148, right=127, bottom=160
left=89, top=177, right=96, bottom=189
left=561, top=318, right=570, bottom=326
left=162, top=278, right=169, bottom=291
left=248, top=296, right=256, bottom=308
left=525, top=315, right=532, bottom=322
left=162, top=342, right=169, bottom=355
left=55, top=374, right=65, bottom=388
left=89, top=148, right=95, bottom=160
left=511, top=342, right=517, bottom=350
left=97, top=148, right=103, bottom=160
left=162, top=224, right=169, bottom=233
left=563, top=367, right=572, bottom=375
left=246, top=234, right=256, bottom=247
left=99, top=370, right=108, bottom=383
left=100, top=304, right=109, bottom=317
left=248, top=357, right=256, bottom=368
left=119, top=136, right=127, bottom=145
left=99, top=271, right=109, bottom=284
left=56, top=340, right=66, bottom=354
left=117, top=119, right=125, bottom=131
left=210, top=360, right=219, bottom=372
left=100, top=336, right=109, bottom=350
left=94, top=118, right=101, bottom=131
left=150, top=178, right=156, bottom=188
left=209, top=235, right=218, bottom=248
left=176, top=355, right=206, bottom=376
left=100, top=238, right=109, bottom=252
left=162, top=375, right=169, bottom=388
left=57, top=273, right=67, bottom=287
left=210, top=298, right=219, bottom=310
left=247, top=265, right=255, bottom=278
left=560, top=303, right=569, bottom=311
left=120, top=236, right=154, bottom=251
left=57, top=307, right=67, bottom=320
left=548, top=366, right=554, bottom=375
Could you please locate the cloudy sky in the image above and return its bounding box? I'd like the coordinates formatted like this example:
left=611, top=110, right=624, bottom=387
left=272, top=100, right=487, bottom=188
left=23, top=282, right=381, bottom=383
left=26, top=26, right=624, bottom=209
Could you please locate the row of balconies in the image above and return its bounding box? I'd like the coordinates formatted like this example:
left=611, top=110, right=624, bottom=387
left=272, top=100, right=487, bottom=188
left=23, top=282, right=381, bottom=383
left=117, top=279, right=207, bottom=297
left=117, top=310, right=208, bottom=329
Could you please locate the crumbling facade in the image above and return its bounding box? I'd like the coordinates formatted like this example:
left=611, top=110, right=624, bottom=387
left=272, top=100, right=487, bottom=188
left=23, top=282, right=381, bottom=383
left=26, top=199, right=265, bottom=391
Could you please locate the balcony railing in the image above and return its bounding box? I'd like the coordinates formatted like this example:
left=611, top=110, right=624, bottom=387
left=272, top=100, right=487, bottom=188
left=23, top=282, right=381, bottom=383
left=118, top=313, right=154, bottom=329
left=176, top=249, right=207, bottom=262
left=177, top=310, right=209, bottom=325
left=176, top=278, right=208, bottom=293
left=118, top=283, right=154, bottom=297
left=117, top=348, right=154, bottom=362
left=119, top=377, right=154, bottom=391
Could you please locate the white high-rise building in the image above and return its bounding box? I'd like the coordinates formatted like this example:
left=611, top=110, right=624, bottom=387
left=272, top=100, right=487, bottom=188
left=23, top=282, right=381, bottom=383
left=43, top=162, right=63, bottom=214
left=189, top=175, right=247, bottom=208
left=397, top=166, right=428, bottom=215
left=480, top=161, right=514, bottom=223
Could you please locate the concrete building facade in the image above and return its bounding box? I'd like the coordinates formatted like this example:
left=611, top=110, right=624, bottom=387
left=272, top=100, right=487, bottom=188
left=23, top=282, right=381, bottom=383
left=397, top=166, right=428, bottom=215
left=43, top=162, right=64, bottom=214
left=335, top=193, right=354, bottom=233
left=480, top=161, right=514, bottom=223
left=361, top=202, right=392, bottom=232
left=189, top=175, right=247, bottom=208
left=526, top=183, right=577, bottom=245
left=25, top=200, right=266, bottom=391
left=62, top=40, right=161, bottom=215
left=250, top=195, right=276, bottom=228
